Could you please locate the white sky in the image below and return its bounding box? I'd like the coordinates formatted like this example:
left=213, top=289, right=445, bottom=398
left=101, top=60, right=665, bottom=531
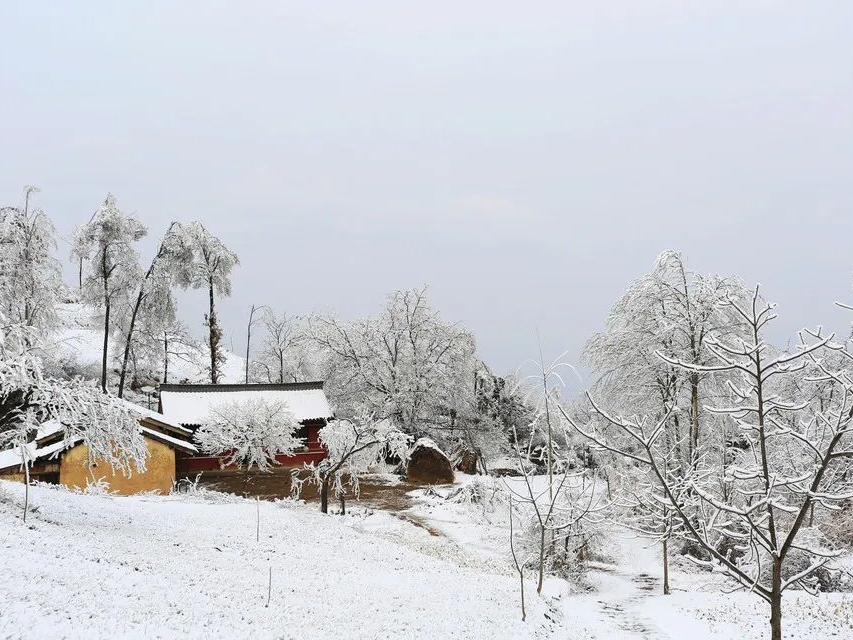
left=2, top=2, right=851, bottom=380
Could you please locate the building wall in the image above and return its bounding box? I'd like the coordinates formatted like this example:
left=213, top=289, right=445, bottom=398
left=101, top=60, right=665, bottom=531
left=175, top=419, right=328, bottom=475
left=60, top=436, right=176, bottom=495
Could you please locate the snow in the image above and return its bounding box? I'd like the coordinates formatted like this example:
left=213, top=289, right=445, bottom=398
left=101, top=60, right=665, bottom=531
left=49, top=302, right=247, bottom=385
left=139, top=426, right=198, bottom=454
left=160, top=385, right=334, bottom=425
left=0, top=481, right=555, bottom=639
left=0, top=437, right=72, bottom=472
left=0, top=411, right=196, bottom=473
left=410, top=437, right=445, bottom=454
left=0, top=477, right=850, bottom=639
left=117, top=398, right=193, bottom=435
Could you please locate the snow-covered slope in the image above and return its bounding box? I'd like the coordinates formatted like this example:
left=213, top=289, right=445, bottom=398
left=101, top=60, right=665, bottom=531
left=49, top=302, right=245, bottom=385
left=0, top=481, right=556, bottom=639
left=1, top=479, right=850, bottom=639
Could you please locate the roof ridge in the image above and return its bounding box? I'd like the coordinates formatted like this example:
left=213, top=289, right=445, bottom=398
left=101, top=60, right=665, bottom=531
left=158, top=381, right=325, bottom=393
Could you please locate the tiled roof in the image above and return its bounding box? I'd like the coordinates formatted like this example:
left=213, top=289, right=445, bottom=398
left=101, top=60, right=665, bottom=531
left=158, top=382, right=334, bottom=425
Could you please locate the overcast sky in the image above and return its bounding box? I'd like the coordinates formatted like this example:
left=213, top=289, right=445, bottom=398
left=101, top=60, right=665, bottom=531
left=2, top=2, right=851, bottom=381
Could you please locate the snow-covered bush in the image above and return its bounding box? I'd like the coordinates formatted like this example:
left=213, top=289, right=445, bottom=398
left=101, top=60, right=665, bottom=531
left=511, top=478, right=609, bottom=587
left=74, top=477, right=116, bottom=496
left=445, top=476, right=505, bottom=517
left=171, top=474, right=244, bottom=504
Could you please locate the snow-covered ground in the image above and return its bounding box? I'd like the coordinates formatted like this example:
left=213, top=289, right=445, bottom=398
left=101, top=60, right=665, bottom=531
left=1, top=478, right=851, bottom=639
left=0, top=480, right=556, bottom=640
left=383, top=475, right=853, bottom=640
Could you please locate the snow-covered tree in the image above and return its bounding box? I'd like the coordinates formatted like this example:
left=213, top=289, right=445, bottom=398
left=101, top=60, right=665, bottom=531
left=173, top=222, right=239, bottom=384
left=195, top=398, right=301, bottom=486
left=568, top=285, right=853, bottom=640
left=583, top=251, right=747, bottom=473
left=160, top=320, right=197, bottom=384
left=0, top=186, right=61, bottom=332
left=0, top=316, right=147, bottom=519
left=71, top=195, right=146, bottom=392
left=253, top=309, right=312, bottom=383
left=113, top=222, right=190, bottom=397
left=300, top=413, right=410, bottom=513
left=310, top=287, right=476, bottom=443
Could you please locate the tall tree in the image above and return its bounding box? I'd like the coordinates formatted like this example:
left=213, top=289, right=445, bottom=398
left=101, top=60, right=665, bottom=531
left=72, top=195, right=146, bottom=392
left=583, top=251, right=746, bottom=473
left=309, top=287, right=476, bottom=441
left=0, top=186, right=61, bottom=332
left=244, top=304, right=265, bottom=383
left=113, top=222, right=189, bottom=397
left=175, top=222, right=239, bottom=384
left=254, top=309, right=310, bottom=383
left=568, top=285, right=853, bottom=640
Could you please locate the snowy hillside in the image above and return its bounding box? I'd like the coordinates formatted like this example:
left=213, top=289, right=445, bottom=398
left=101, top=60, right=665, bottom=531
left=50, top=302, right=246, bottom=386
left=0, top=481, right=556, bottom=640
left=1, top=480, right=850, bottom=640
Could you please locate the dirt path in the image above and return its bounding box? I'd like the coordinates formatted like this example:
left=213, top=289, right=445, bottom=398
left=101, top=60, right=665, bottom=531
left=583, top=540, right=672, bottom=639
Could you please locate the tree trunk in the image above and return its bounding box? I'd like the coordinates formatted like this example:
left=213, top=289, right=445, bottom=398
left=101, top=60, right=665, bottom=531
left=163, top=331, right=169, bottom=384
left=690, top=373, right=700, bottom=466
left=101, top=299, right=110, bottom=393
left=117, top=292, right=145, bottom=398
left=340, top=493, right=346, bottom=515
left=245, top=305, right=260, bottom=384
left=770, top=560, right=782, bottom=640
left=21, top=444, right=29, bottom=523
left=208, top=284, right=218, bottom=384
left=662, top=540, right=670, bottom=595
left=320, top=476, right=330, bottom=514
left=537, top=525, right=546, bottom=594
left=243, top=469, right=251, bottom=497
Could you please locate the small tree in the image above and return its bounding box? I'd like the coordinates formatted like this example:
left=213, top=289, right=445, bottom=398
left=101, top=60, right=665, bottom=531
left=174, top=222, right=239, bottom=384
left=195, top=398, right=301, bottom=492
left=301, top=414, right=410, bottom=514
left=71, top=195, right=146, bottom=392
left=0, top=185, right=61, bottom=333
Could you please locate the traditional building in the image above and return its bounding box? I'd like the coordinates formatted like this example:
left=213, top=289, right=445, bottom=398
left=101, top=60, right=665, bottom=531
left=0, top=402, right=198, bottom=495
left=158, top=381, right=334, bottom=475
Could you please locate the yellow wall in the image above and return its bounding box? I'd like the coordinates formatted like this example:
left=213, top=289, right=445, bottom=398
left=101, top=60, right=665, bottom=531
left=60, top=436, right=176, bottom=496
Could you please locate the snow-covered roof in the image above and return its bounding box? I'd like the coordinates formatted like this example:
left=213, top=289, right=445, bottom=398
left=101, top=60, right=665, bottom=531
left=117, top=399, right=193, bottom=436
left=0, top=437, right=79, bottom=472
left=140, top=426, right=198, bottom=454
left=158, top=382, right=334, bottom=426
left=0, top=411, right=198, bottom=473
